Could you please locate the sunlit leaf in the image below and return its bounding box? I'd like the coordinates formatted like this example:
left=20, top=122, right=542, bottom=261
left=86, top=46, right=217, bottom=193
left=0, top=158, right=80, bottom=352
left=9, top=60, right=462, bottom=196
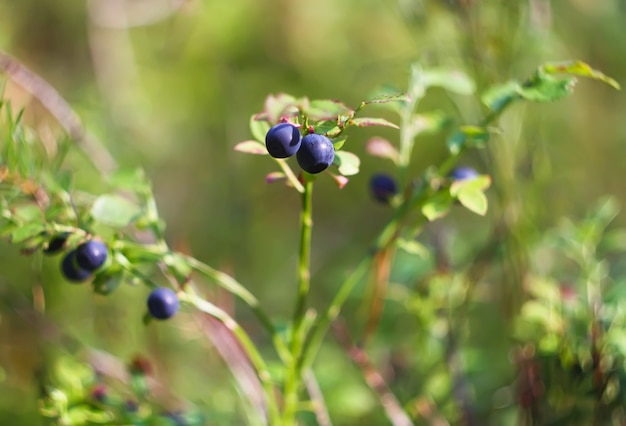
left=424, top=69, right=476, bottom=95
left=234, top=140, right=268, bottom=155
left=541, top=60, right=621, bottom=90
left=518, top=74, right=576, bottom=103
left=249, top=115, right=272, bottom=142
left=304, top=99, right=353, bottom=121
left=421, top=192, right=453, bottom=221
left=91, top=194, right=141, bottom=228
left=349, top=117, right=399, bottom=129
left=333, top=151, right=360, bottom=176
left=482, top=81, right=522, bottom=111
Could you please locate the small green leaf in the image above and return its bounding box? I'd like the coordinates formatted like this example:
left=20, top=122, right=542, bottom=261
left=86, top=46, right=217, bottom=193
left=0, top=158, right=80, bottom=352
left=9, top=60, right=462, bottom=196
left=304, top=99, right=353, bottom=121
left=362, top=92, right=410, bottom=105
left=541, top=60, right=621, bottom=90
left=332, top=138, right=347, bottom=150
left=333, top=151, right=360, bottom=176
left=446, top=127, right=491, bottom=154
left=450, top=175, right=491, bottom=215
left=249, top=115, right=271, bottom=142
left=421, top=192, right=453, bottom=221
left=234, top=140, right=268, bottom=155
left=423, top=69, right=476, bottom=95
left=10, top=222, right=46, bottom=243
left=482, top=81, right=522, bottom=111
left=349, top=117, right=399, bottom=129
left=91, top=194, right=141, bottom=228
left=366, top=137, right=399, bottom=164
left=412, top=112, right=451, bottom=136
left=396, top=238, right=430, bottom=258
left=518, top=74, right=576, bottom=103
left=263, top=93, right=300, bottom=123
left=108, top=167, right=151, bottom=194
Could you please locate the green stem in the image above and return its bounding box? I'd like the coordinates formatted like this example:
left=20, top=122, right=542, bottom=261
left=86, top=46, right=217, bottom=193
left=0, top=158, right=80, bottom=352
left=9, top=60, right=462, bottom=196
left=181, top=289, right=281, bottom=425
left=275, top=158, right=305, bottom=193
left=293, top=179, right=314, bottom=327
left=282, top=178, right=314, bottom=424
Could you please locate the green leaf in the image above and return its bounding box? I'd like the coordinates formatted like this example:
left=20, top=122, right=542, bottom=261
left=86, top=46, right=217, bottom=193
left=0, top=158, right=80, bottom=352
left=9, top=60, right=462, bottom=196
left=365, top=137, right=399, bottom=164
left=541, top=60, right=621, bottom=90
left=362, top=92, right=410, bottom=105
left=108, top=167, right=151, bottom=194
left=249, top=115, right=271, bottom=142
left=262, top=93, right=300, bottom=124
left=450, top=175, right=491, bottom=216
left=457, top=188, right=488, bottom=216
left=412, top=112, right=451, bottom=136
left=423, top=69, right=476, bottom=95
left=333, top=151, right=360, bottom=176
left=481, top=81, right=522, bottom=111
left=91, top=194, right=141, bottom=228
left=303, top=99, right=353, bottom=121
left=332, top=138, right=347, bottom=150
left=446, top=126, right=491, bottom=154
left=234, top=140, right=268, bottom=155
left=396, top=238, right=430, bottom=258
left=349, top=117, right=399, bottom=129
left=421, top=192, right=453, bottom=221
left=10, top=222, right=46, bottom=243
left=518, top=73, right=576, bottom=103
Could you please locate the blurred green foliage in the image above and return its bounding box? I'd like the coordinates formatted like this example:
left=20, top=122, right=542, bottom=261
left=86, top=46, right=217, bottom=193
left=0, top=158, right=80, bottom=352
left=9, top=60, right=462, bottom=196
left=1, top=0, right=626, bottom=425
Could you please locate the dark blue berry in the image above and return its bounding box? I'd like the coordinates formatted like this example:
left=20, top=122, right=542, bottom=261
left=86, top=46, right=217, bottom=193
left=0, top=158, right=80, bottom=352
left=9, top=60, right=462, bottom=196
left=44, top=233, right=70, bottom=255
left=75, top=240, right=108, bottom=272
left=369, top=174, right=397, bottom=203
left=147, top=288, right=180, bottom=320
left=61, top=250, right=92, bottom=282
left=265, top=123, right=302, bottom=158
left=449, top=166, right=479, bottom=181
left=296, top=134, right=335, bottom=174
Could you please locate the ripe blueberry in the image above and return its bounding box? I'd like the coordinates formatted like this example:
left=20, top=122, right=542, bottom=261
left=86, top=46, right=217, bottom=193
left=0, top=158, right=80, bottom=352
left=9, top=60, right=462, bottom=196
left=265, top=123, right=302, bottom=158
left=296, top=134, right=335, bottom=174
left=147, top=288, right=180, bottom=320
left=44, top=233, right=70, bottom=255
left=449, top=166, right=479, bottom=181
left=61, top=250, right=92, bottom=282
left=369, top=174, right=397, bottom=203
left=75, top=240, right=108, bottom=272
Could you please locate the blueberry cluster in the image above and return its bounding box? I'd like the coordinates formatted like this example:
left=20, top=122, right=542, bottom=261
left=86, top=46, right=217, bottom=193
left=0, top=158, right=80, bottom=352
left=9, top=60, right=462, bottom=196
left=45, top=233, right=179, bottom=321
left=265, top=123, right=335, bottom=174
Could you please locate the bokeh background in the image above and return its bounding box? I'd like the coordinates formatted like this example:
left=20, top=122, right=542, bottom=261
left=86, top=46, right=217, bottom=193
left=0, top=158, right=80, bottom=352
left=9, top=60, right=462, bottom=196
left=1, top=0, right=626, bottom=424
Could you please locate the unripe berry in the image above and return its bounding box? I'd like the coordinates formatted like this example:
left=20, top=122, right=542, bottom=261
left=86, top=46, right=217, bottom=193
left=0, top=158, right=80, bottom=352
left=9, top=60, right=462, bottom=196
left=449, top=166, right=479, bottom=181
left=147, top=288, right=180, bottom=320
left=265, top=123, right=302, bottom=158
left=75, top=240, right=108, bottom=272
left=296, top=134, right=335, bottom=174
left=369, top=174, right=397, bottom=203
left=61, top=250, right=92, bottom=283
left=44, top=233, right=70, bottom=255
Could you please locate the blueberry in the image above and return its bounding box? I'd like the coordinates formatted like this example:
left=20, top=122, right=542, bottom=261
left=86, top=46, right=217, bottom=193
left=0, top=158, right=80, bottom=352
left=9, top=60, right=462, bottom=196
left=75, top=240, right=108, bottom=272
left=61, top=250, right=92, bottom=282
left=265, top=123, right=302, bottom=158
left=296, top=134, right=335, bottom=174
left=147, top=288, right=180, bottom=320
left=369, top=174, right=397, bottom=203
left=449, top=166, right=479, bottom=181
left=44, top=233, right=70, bottom=255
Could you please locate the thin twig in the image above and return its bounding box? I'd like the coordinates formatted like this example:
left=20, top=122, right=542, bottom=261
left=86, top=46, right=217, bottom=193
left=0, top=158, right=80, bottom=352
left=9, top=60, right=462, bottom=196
left=303, top=369, right=333, bottom=426
left=333, top=321, right=414, bottom=426
left=0, top=50, right=117, bottom=175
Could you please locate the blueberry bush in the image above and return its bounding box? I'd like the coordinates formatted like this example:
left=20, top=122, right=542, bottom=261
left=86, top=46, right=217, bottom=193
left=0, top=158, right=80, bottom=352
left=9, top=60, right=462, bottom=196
left=1, top=2, right=626, bottom=425
left=0, top=52, right=622, bottom=425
